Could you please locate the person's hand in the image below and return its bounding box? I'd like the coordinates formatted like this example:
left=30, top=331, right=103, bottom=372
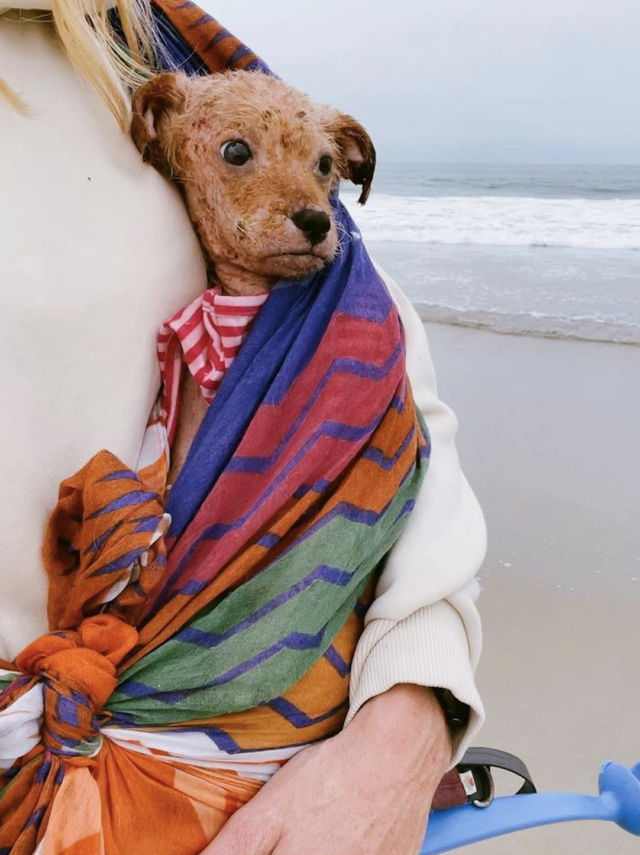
left=201, top=684, right=452, bottom=855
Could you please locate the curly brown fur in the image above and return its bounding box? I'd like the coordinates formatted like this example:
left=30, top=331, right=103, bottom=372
left=131, top=70, right=375, bottom=296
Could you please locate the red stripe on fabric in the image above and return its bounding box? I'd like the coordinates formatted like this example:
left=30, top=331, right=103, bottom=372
left=161, top=308, right=403, bottom=586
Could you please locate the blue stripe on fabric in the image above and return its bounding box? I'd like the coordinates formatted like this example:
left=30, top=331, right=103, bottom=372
left=162, top=463, right=406, bottom=608
left=160, top=412, right=383, bottom=599
left=267, top=697, right=347, bottom=728
left=133, top=515, right=163, bottom=533
left=189, top=12, right=215, bottom=27
left=34, top=755, right=52, bottom=783
left=177, top=579, right=208, bottom=596
left=25, top=806, right=46, bottom=829
left=1, top=763, right=19, bottom=781
left=391, top=394, right=405, bottom=413
left=106, top=711, right=138, bottom=727
left=227, top=44, right=253, bottom=66
left=394, top=498, right=417, bottom=524
left=83, top=522, right=120, bottom=555
left=201, top=727, right=242, bottom=753
left=90, top=549, right=143, bottom=577
left=174, top=565, right=353, bottom=650
left=119, top=628, right=328, bottom=706
left=148, top=9, right=209, bottom=75
left=226, top=412, right=388, bottom=474
left=99, top=469, right=138, bottom=482
left=257, top=532, right=281, bottom=548
left=354, top=599, right=368, bottom=618
left=324, top=645, right=350, bottom=677
left=362, top=425, right=415, bottom=471
left=272, top=495, right=399, bottom=569
left=115, top=680, right=157, bottom=699
left=50, top=733, right=88, bottom=750
left=88, top=490, right=158, bottom=519
left=293, top=479, right=331, bottom=499
left=133, top=581, right=147, bottom=598
left=55, top=695, right=79, bottom=727
left=165, top=201, right=392, bottom=540
left=203, top=27, right=231, bottom=49
left=199, top=627, right=327, bottom=688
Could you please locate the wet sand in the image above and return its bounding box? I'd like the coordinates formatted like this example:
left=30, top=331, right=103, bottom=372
left=423, top=322, right=640, bottom=855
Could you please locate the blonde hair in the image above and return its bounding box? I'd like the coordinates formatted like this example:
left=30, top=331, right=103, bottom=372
left=1, top=0, right=160, bottom=128
left=0, top=72, right=30, bottom=114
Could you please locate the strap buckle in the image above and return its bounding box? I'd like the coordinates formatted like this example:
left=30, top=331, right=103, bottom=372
left=458, top=766, right=495, bottom=808
left=456, top=747, right=537, bottom=809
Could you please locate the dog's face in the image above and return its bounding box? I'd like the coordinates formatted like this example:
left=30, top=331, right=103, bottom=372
left=131, top=71, right=375, bottom=283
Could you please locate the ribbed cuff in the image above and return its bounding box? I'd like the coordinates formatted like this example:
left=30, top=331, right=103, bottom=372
left=346, top=601, right=485, bottom=768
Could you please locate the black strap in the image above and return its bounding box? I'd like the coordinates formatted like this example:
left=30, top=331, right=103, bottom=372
left=456, top=747, right=537, bottom=805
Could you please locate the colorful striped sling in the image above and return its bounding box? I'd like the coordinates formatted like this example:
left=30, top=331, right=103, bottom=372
left=0, top=6, right=430, bottom=853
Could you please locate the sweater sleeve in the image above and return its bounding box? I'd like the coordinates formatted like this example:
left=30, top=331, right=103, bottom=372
left=345, top=265, right=486, bottom=766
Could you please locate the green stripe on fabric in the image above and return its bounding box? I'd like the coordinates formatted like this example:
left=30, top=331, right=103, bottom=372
left=107, top=443, right=427, bottom=725
left=0, top=671, right=20, bottom=693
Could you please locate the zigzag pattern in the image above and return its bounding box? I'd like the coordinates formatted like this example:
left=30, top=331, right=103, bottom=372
left=0, top=7, right=433, bottom=852
left=151, top=0, right=271, bottom=76
left=41, top=454, right=169, bottom=630
left=174, top=565, right=353, bottom=650
left=107, top=206, right=430, bottom=718
left=225, top=346, right=403, bottom=474
left=153, top=326, right=406, bottom=604
left=109, top=445, right=423, bottom=726
left=107, top=588, right=373, bottom=752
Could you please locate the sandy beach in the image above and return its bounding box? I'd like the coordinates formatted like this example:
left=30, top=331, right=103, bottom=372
left=422, top=322, right=640, bottom=854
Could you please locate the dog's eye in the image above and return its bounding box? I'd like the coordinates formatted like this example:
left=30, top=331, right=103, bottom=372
left=221, top=140, right=252, bottom=166
left=317, top=155, right=333, bottom=176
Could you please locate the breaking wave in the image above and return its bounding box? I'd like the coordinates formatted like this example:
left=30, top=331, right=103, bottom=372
left=342, top=193, right=640, bottom=251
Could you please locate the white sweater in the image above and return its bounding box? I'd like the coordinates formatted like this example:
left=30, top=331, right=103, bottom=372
left=0, top=8, right=485, bottom=765
left=352, top=268, right=486, bottom=763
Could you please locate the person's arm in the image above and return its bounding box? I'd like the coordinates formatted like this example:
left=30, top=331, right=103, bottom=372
left=346, top=265, right=486, bottom=766
left=202, top=684, right=451, bottom=855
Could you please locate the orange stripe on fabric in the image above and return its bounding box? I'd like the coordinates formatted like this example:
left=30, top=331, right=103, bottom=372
left=152, top=0, right=260, bottom=73
left=125, top=383, right=419, bottom=667
left=42, top=452, right=167, bottom=631
left=150, top=582, right=375, bottom=751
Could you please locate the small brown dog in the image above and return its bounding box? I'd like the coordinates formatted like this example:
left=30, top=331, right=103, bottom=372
left=131, top=70, right=375, bottom=296
left=130, top=70, right=376, bottom=479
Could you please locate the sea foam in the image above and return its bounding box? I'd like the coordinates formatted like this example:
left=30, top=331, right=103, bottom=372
left=343, top=193, right=640, bottom=251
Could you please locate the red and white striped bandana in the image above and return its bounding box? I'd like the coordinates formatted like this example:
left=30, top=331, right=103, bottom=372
left=157, top=286, right=268, bottom=446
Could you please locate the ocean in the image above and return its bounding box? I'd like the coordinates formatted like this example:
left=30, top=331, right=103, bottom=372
left=341, top=164, right=640, bottom=344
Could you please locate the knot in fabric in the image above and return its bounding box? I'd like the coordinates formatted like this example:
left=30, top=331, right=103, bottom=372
left=15, top=615, right=138, bottom=763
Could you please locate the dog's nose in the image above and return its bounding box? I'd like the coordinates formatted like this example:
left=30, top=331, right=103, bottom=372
left=291, top=209, right=331, bottom=246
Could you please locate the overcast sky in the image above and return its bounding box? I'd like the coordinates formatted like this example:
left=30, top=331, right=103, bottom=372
left=201, top=1, right=640, bottom=165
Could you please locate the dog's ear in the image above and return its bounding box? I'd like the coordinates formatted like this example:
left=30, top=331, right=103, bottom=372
left=130, top=72, right=188, bottom=174
left=327, top=114, right=376, bottom=205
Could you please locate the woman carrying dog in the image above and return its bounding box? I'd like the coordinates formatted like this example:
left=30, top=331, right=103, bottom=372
left=0, top=2, right=486, bottom=852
